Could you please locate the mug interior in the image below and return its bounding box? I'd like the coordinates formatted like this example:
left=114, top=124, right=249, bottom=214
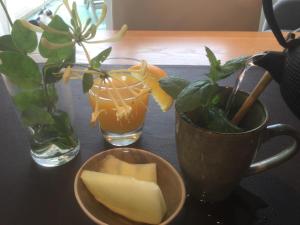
left=185, top=87, right=268, bottom=133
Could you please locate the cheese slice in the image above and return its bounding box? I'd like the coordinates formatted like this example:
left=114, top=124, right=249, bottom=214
left=99, top=154, right=157, bottom=183
left=81, top=170, right=167, bottom=224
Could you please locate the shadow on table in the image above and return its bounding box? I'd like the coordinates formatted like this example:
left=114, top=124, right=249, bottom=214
left=174, top=186, right=268, bottom=225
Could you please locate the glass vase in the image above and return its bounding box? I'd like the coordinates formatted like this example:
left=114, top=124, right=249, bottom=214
left=2, top=76, right=80, bottom=167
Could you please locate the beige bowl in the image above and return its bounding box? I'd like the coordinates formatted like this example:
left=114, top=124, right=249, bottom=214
left=74, top=148, right=186, bottom=225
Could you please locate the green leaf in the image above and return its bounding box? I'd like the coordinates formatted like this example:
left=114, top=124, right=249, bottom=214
left=211, top=94, right=221, bottom=106
left=159, top=76, right=190, bottom=99
left=39, top=15, right=74, bottom=60
left=29, top=110, right=77, bottom=151
left=64, top=46, right=76, bottom=64
left=22, top=106, right=55, bottom=126
left=43, top=59, right=64, bottom=83
left=0, top=51, right=41, bottom=88
left=47, top=84, right=59, bottom=105
left=205, top=46, right=220, bottom=68
left=11, top=20, right=37, bottom=53
left=205, top=46, right=221, bottom=82
left=13, top=86, right=58, bottom=111
left=175, top=80, right=218, bottom=113
left=206, top=107, right=242, bottom=133
left=205, top=46, right=249, bottom=82
left=90, top=47, right=112, bottom=69
left=184, top=107, right=242, bottom=133
left=52, top=111, right=78, bottom=149
left=51, top=110, right=74, bottom=135
left=13, top=89, right=46, bottom=111
left=82, top=73, right=94, bottom=93
left=0, top=35, right=20, bottom=52
left=217, top=56, right=249, bottom=80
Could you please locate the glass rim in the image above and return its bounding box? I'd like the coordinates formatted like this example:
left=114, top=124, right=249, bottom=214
left=90, top=58, right=148, bottom=90
left=102, top=57, right=143, bottom=64
left=89, top=58, right=150, bottom=101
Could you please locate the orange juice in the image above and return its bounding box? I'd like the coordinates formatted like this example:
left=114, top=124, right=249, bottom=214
left=89, top=74, right=150, bottom=133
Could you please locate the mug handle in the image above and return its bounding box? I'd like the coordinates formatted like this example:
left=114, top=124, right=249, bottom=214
left=245, top=124, right=300, bottom=176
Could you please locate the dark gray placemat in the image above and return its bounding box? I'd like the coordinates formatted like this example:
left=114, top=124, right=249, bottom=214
left=0, top=65, right=299, bottom=225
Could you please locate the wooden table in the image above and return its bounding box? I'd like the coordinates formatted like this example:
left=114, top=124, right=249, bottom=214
left=79, top=31, right=283, bottom=65
left=32, top=31, right=284, bottom=65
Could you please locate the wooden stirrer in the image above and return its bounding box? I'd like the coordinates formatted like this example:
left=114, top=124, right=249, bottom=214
left=231, top=71, right=272, bottom=125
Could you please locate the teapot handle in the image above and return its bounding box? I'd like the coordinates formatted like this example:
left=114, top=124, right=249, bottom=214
left=263, top=0, right=300, bottom=48
left=262, top=0, right=288, bottom=48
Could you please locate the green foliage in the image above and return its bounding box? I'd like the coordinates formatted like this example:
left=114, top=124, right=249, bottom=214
left=22, top=106, right=55, bottom=126
left=0, top=0, right=120, bottom=150
left=43, top=58, right=66, bottom=83
left=0, top=35, right=20, bottom=52
left=39, top=15, right=74, bottom=61
left=159, top=77, right=190, bottom=99
left=0, top=51, right=41, bottom=88
left=82, top=73, right=94, bottom=93
left=175, top=80, right=217, bottom=113
left=205, top=47, right=221, bottom=82
left=11, top=20, right=38, bottom=53
left=205, top=108, right=242, bottom=133
left=160, top=46, right=249, bottom=133
left=217, top=56, right=249, bottom=80
left=205, top=47, right=249, bottom=83
left=13, top=86, right=58, bottom=111
left=90, top=47, right=112, bottom=69
left=51, top=110, right=75, bottom=135
left=30, top=110, right=78, bottom=151
left=13, top=89, right=47, bottom=111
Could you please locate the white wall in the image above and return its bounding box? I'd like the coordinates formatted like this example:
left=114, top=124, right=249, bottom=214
left=6, top=0, right=45, bottom=20
left=0, top=0, right=10, bottom=35
left=0, top=0, right=52, bottom=35
left=112, top=0, right=262, bottom=31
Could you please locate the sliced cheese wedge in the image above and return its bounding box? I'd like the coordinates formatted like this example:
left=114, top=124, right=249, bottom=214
left=81, top=170, right=167, bottom=224
left=99, top=155, right=157, bottom=183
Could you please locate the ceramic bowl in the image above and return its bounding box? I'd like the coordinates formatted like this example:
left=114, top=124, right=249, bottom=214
left=74, top=148, right=186, bottom=225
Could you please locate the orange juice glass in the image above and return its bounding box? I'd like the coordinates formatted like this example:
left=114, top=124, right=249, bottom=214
left=89, top=58, right=150, bottom=146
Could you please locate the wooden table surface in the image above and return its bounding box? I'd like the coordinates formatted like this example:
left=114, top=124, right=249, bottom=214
left=32, top=31, right=284, bottom=65
left=74, top=31, right=283, bottom=65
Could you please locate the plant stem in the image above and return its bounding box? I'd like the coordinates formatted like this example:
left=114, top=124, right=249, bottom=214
left=81, top=43, right=91, bottom=64
left=42, top=69, right=54, bottom=113
left=0, top=0, right=13, bottom=27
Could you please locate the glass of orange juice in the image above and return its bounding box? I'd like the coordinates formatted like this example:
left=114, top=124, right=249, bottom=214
left=88, top=58, right=150, bottom=146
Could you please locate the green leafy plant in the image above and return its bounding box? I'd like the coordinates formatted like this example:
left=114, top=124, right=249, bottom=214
left=0, top=0, right=127, bottom=151
left=159, top=47, right=248, bottom=133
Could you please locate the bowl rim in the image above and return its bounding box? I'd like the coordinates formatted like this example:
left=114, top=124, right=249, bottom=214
left=74, top=147, right=186, bottom=225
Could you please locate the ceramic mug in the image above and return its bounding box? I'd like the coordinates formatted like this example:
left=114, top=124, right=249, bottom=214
left=176, top=88, right=300, bottom=202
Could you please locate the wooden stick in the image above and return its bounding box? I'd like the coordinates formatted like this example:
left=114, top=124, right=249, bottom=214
left=231, top=71, right=272, bottom=125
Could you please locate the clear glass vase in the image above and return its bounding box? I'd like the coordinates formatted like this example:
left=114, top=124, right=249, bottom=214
left=2, top=76, right=80, bottom=167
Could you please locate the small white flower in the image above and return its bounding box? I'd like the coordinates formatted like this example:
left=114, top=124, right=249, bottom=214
left=116, top=105, right=132, bottom=121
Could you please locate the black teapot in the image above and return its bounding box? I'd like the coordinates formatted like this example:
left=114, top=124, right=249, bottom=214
left=253, top=0, right=300, bottom=119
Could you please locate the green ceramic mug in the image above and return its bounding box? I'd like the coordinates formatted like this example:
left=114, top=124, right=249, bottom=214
left=176, top=88, right=300, bottom=202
